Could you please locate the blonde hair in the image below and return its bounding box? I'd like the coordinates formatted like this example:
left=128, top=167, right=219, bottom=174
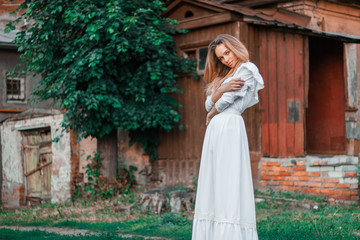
left=204, top=34, right=249, bottom=94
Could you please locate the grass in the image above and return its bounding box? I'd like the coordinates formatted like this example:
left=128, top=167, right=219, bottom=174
left=0, top=228, right=146, bottom=240
left=256, top=200, right=360, bottom=239
left=0, top=189, right=359, bottom=240
left=0, top=191, right=192, bottom=240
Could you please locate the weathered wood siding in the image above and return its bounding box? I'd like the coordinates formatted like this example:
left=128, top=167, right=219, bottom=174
left=259, top=29, right=306, bottom=158
left=157, top=22, right=263, bottom=185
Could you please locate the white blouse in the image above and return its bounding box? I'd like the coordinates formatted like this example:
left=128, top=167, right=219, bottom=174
left=205, top=61, right=264, bottom=114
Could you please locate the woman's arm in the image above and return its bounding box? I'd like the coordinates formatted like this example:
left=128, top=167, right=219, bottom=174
left=205, top=78, right=244, bottom=112
left=206, top=78, right=244, bottom=125
left=206, top=107, right=218, bottom=126
left=211, top=78, right=244, bottom=103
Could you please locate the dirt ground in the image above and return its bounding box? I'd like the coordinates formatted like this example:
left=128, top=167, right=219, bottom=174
left=0, top=226, right=169, bottom=240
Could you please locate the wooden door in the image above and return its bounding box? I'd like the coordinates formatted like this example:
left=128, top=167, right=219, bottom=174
left=22, top=128, right=52, bottom=205
left=260, top=29, right=306, bottom=157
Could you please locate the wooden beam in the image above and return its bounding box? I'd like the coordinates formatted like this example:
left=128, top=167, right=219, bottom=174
left=24, top=161, right=52, bottom=177
left=0, top=109, right=25, bottom=113
left=179, top=12, right=242, bottom=30
left=230, top=0, right=279, bottom=7
left=178, top=39, right=211, bottom=49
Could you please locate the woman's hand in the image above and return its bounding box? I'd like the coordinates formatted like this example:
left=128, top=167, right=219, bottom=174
left=206, top=107, right=219, bottom=126
left=210, top=78, right=245, bottom=106
left=219, top=78, right=244, bottom=93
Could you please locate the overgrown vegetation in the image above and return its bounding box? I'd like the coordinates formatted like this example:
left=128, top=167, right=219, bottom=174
left=73, top=153, right=137, bottom=200
left=1, top=191, right=359, bottom=240
left=6, top=0, right=196, bottom=159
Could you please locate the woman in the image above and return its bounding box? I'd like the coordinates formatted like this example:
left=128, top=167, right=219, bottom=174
left=192, top=34, right=264, bottom=240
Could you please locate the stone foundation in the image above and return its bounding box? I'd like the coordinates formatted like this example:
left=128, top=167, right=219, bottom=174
left=259, top=155, right=359, bottom=204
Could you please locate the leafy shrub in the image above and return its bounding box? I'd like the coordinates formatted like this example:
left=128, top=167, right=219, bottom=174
left=74, top=153, right=137, bottom=200
left=6, top=0, right=197, bottom=160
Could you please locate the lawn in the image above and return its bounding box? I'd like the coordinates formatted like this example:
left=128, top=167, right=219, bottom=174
left=0, top=190, right=359, bottom=240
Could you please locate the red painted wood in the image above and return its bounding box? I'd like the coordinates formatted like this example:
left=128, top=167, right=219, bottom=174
left=294, top=34, right=305, bottom=156
left=267, top=31, right=279, bottom=157
left=306, top=38, right=346, bottom=154
left=260, top=30, right=270, bottom=156
left=260, top=30, right=306, bottom=158
left=285, top=33, right=295, bottom=156
left=277, top=32, right=287, bottom=157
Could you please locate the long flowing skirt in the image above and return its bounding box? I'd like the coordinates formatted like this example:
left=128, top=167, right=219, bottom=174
left=192, top=111, right=258, bottom=240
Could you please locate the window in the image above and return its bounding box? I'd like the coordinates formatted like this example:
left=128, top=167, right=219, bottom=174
left=6, top=73, right=25, bottom=101
left=184, top=47, right=208, bottom=73
left=198, top=48, right=208, bottom=71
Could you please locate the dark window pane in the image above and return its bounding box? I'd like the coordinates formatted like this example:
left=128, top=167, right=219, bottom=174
left=198, top=48, right=208, bottom=71
left=185, top=50, right=196, bottom=60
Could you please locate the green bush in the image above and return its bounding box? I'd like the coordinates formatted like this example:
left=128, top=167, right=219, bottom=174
left=74, top=153, right=137, bottom=200
left=6, top=0, right=197, bottom=159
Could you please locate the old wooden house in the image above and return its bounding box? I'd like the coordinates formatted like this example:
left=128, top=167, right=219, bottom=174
left=151, top=0, right=360, bottom=204
left=1, top=0, right=360, bottom=207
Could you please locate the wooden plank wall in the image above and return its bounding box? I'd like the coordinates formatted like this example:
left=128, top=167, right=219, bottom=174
left=156, top=23, right=235, bottom=186
left=156, top=75, right=206, bottom=186
left=156, top=22, right=264, bottom=185
left=237, top=22, right=263, bottom=181
left=259, top=28, right=306, bottom=157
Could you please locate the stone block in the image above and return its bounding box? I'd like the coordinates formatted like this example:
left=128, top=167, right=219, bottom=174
left=320, top=166, right=335, bottom=172
left=328, top=171, right=344, bottom=178
left=339, top=178, right=359, bottom=184
left=334, top=165, right=358, bottom=172
left=307, top=166, right=321, bottom=172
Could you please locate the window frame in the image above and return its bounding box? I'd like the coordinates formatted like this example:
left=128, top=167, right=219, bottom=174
left=6, top=73, right=25, bottom=101
left=183, top=46, right=208, bottom=75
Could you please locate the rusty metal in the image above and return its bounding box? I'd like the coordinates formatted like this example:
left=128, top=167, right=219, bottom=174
left=24, top=161, right=52, bottom=177
left=0, top=109, right=25, bottom=113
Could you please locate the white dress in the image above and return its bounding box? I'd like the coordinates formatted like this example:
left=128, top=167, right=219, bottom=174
left=192, top=61, right=264, bottom=240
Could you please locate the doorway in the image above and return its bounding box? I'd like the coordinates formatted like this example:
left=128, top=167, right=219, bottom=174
left=306, top=37, right=346, bottom=155
left=22, top=127, right=53, bottom=205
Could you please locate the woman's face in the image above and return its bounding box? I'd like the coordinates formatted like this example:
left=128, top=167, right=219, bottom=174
left=214, top=43, right=238, bottom=68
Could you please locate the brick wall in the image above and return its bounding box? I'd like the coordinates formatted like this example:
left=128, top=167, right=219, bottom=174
left=259, top=155, right=359, bottom=204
